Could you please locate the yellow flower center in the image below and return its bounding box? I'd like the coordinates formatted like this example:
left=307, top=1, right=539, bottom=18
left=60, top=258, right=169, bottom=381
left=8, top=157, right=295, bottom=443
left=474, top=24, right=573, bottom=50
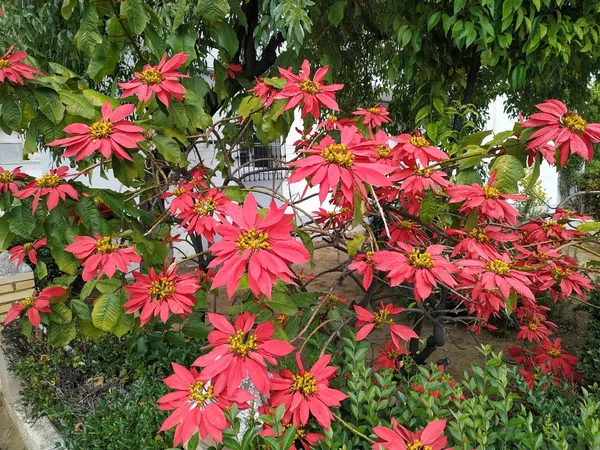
left=327, top=115, right=338, bottom=122
left=368, top=107, right=381, bottom=114
left=236, top=228, right=271, bottom=252
left=563, top=209, right=575, bottom=216
left=414, top=166, right=434, bottom=177
left=193, top=198, right=218, bottom=216
left=373, top=308, right=394, bottom=326
left=88, top=121, right=113, bottom=141
left=541, top=220, right=564, bottom=232
left=552, top=266, right=572, bottom=282
left=469, top=227, right=490, bottom=243
left=283, top=423, right=306, bottom=440
left=0, top=58, right=12, bottom=69
left=408, top=248, right=434, bottom=269
left=396, top=220, right=414, bottom=230
left=138, top=67, right=165, bottom=85
left=227, top=330, right=258, bottom=356
left=19, top=296, right=35, bottom=308
left=36, top=173, right=61, bottom=188
left=173, top=187, right=187, bottom=196
left=527, top=322, right=538, bottom=331
left=291, top=372, right=318, bottom=397
left=375, top=145, right=391, bottom=158
left=320, top=143, right=355, bottom=168
left=408, top=136, right=429, bottom=147
left=365, top=251, right=375, bottom=264
left=299, top=78, right=322, bottom=95
left=407, top=440, right=432, bottom=450
left=483, top=185, right=500, bottom=200
left=547, top=348, right=561, bottom=358
left=561, top=112, right=587, bottom=135
left=531, top=372, right=540, bottom=381
left=487, top=259, right=510, bottom=275
left=188, top=380, right=215, bottom=408
left=0, top=171, right=13, bottom=182
left=23, top=242, right=34, bottom=252
left=149, top=277, right=175, bottom=300
left=95, top=236, right=119, bottom=254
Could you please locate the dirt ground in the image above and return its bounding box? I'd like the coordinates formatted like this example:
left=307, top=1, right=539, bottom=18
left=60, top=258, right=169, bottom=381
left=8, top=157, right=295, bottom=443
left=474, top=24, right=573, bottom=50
left=0, top=398, right=25, bottom=450
left=213, top=246, right=590, bottom=379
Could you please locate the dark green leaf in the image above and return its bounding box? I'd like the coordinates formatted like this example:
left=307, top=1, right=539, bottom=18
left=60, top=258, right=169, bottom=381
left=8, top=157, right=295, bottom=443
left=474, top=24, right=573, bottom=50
left=419, top=191, right=438, bottom=223
left=2, top=97, right=22, bottom=130
left=92, top=293, right=123, bottom=331
left=47, top=321, right=77, bottom=347
left=121, top=0, right=150, bottom=35
left=328, top=0, right=347, bottom=26
left=9, top=206, right=36, bottom=238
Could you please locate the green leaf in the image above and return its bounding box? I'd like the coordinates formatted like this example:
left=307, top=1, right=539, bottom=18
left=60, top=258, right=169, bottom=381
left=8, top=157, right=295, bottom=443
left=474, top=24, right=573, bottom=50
left=71, top=299, right=92, bottom=321
left=166, top=25, right=197, bottom=60
left=198, top=0, right=230, bottom=23
left=121, top=0, right=150, bottom=35
left=328, top=0, right=347, bottom=26
left=454, top=0, right=467, bottom=14
left=59, top=91, right=97, bottom=120
left=61, top=0, right=77, bottom=20
left=464, top=209, right=479, bottom=231
left=87, top=42, right=121, bottom=84
left=76, top=196, right=105, bottom=234
left=145, top=24, right=167, bottom=60
left=0, top=214, right=15, bottom=251
left=36, top=260, right=48, bottom=281
left=216, top=22, right=239, bottom=58
left=490, top=154, right=525, bottom=194
left=524, top=154, right=541, bottom=194
left=154, top=135, right=182, bottom=164
left=224, top=186, right=247, bottom=203
left=47, top=321, right=77, bottom=347
left=34, top=89, right=65, bottom=124
left=347, top=234, right=365, bottom=258
left=172, top=0, right=188, bottom=30
left=22, top=320, right=33, bottom=338
left=505, top=292, right=517, bottom=315
left=239, top=96, right=262, bottom=118
left=74, top=4, right=102, bottom=56
left=79, top=319, right=104, bottom=342
left=577, top=222, right=600, bottom=233
left=111, top=310, right=133, bottom=337
left=456, top=168, right=483, bottom=186
left=459, top=145, right=486, bottom=169
left=9, top=206, right=36, bottom=238
left=419, top=191, right=438, bottom=223
left=165, top=330, right=186, bottom=347
left=352, top=193, right=365, bottom=228
left=266, top=291, right=299, bottom=316
left=428, top=12, right=442, bottom=31
left=2, top=97, right=22, bottom=130
left=182, top=314, right=209, bottom=340
left=49, top=303, right=73, bottom=324
left=92, top=293, right=123, bottom=331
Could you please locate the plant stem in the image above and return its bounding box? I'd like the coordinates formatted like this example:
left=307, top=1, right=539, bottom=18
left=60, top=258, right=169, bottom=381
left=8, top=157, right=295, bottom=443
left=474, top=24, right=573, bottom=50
left=331, top=412, right=375, bottom=444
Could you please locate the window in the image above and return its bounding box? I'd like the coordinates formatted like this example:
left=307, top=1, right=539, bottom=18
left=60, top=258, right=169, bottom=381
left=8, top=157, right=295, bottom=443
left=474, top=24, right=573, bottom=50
left=236, top=136, right=286, bottom=182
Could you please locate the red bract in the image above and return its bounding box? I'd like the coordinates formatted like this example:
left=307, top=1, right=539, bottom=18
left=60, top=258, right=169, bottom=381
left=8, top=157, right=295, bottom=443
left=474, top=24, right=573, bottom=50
left=8, top=238, right=46, bottom=268
left=393, top=131, right=448, bottom=166
left=354, top=302, right=418, bottom=349
left=270, top=352, right=347, bottom=429
left=276, top=60, right=343, bottom=119
left=226, top=63, right=243, bottom=78
left=516, top=319, right=553, bottom=342
left=375, top=340, right=408, bottom=371
left=373, top=244, right=457, bottom=301
left=393, top=165, right=449, bottom=196
left=313, top=206, right=353, bottom=230
left=348, top=251, right=376, bottom=290
left=446, top=171, right=527, bottom=224
left=65, top=233, right=141, bottom=281
left=119, top=53, right=189, bottom=107
left=463, top=291, right=506, bottom=321
left=157, top=363, right=252, bottom=445
left=519, top=367, right=553, bottom=390
left=124, top=264, right=200, bottom=325
left=537, top=264, right=592, bottom=302
left=261, top=421, right=324, bottom=450
left=288, top=125, right=393, bottom=204
left=177, top=188, right=230, bottom=243
left=161, top=181, right=195, bottom=215
left=193, top=312, right=294, bottom=396
left=355, top=129, right=399, bottom=165
left=208, top=194, right=310, bottom=299
left=15, top=166, right=78, bottom=213
left=0, top=45, right=43, bottom=84
left=4, top=286, right=67, bottom=327
left=385, top=218, right=428, bottom=246
left=0, top=166, right=27, bottom=194
left=249, top=77, right=280, bottom=107
left=448, top=226, right=518, bottom=259
left=533, top=338, right=579, bottom=378
left=353, top=103, right=392, bottom=128
left=372, top=419, right=449, bottom=450
left=47, top=102, right=144, bottom=162
left=520, top=219, right=582, bottom=244
left=523, top=99, right=600, bottom=166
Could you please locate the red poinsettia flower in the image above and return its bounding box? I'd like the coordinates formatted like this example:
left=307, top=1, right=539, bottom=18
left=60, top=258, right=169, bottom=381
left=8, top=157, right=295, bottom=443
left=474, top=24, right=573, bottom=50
left=270, top=352, right=347, bottom=429
left=354, top=129, right=400, bottom=165
left=208, top=194, right=310, bottom=299
left=537, top=264, right=592, bottom=302
left=446, top=170, right=527, bottom=224
left=8, top=238, right=47, bottom=268
left=507, top=345, right=535, bottom=369
left=354, top=302, right=418, bottom=349
left=157, top=363, right=253, bottom=446
left=348, top=251, right=376, bottom=290
left=448, top=225, right=518, bottom=260
left=533, top=338, right=579, bottom=378
left=516, top=319, right=553, bottom=342
left=124, top=264, right=200, bottom=325
left=65, top=233, right=141, bottom=281
left=161, top=181, right=195, bottom=215
left=261, top=420, right=324, bottom=450
left=4, top=286, right=67, bottom=327
left=313, top=206, right=353, bottom=230
left=394, top=165, right=450, bottom=196
left=177, top=188, right=230, bottom=243
left=47, top=102, right=144, bottom=162
left=193, top=312, right=295, bottom=396
left=373, top=244, right=457, bottom=301
left=226, top=63, right=243, bottom=79
left=0, top=45, right=43, bottom=84
left=15, top=166, right=79, bottom=213
left=352, top=103, right=392, bottom=128
left=375, top=340, right=409, bottom=371
left=159, top=232, right=183, bottom=247
left=552, top=207, right=590, bottom=221
left=393, top=131, right=449, bottom=166
left=523, top=99, right=600, bottom=166
left=520, top=218, right=583, bottom=244
left=385, top=217, right=428, bottom=247
left=288, top=125, right=393, bottom=204
left=519, top=367, right=554, bottom=390
left=372, top=419, right=449, bottom=450
left=276, top=60, right=343, bottom=119
left=119, top=53, right=189, bottom=107
left=249, top=77, right=282, bottom=108
left=0, top=166, right=28, bottom=194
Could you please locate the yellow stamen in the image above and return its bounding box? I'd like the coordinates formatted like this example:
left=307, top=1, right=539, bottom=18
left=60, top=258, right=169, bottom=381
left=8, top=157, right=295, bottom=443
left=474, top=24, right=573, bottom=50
left=483, top=185, right=500, bottom=200
left=373, top=308, right=394, bottom=327
left=23, top=242, right=34, bottom=252
left=552, top=266, right=572, bottom=282
left=0, top=171, right=13, bottom=183
left=291, top=372, right=318, bottom=397
left=368, top=107, right=381, bottom=114
left=173, top=187, right=187, bottom=196
left=19, top=296, right=35, bottom=308
left=547, top=348, right=561, bottom=358
left=541, top=220, right=564, bottom=232
left=149, top=277, right=175, bottom=300
left=469, top=227, right=489, bottom=243
left=36, top=173, right=61, bottom=188
left=408, top=136, right=429, bottom=147
left=320, top=143, right=355, bottom=168
left=563, top=209, right=575, bottom=216
left=365, top=251, right=375, bottom=264
left=88, top=121, right=113, bottom=141
left=227, top=329, right=258, bottom=356
left=527, top=322, right=538, bottom=331
left=414, top=166, right=434, bottom=177
left=188, top=380, right=215, bottom=408
left=0, top=59, right=11, bottom=69
left=487, top=259, right=510, bottom=275
left=561, top=112, right=587, bottom=135
left=396, top=220, right=414, bottom=230
left=327, top=115, right=338, bottom=122
left=236, top=228, right=271, bottom=252
left=407, top=440, right=427, bottom=450
left=95, top=236, right=119, bottom=254
left=408, top=248, right=434, bottom=269
left=193, top=198, right=218, bottom=216
left=299, top=78, right=322, bottom=95
left=375, top=145, right=391, bottom=158
left=138, top=67, right=165, bottom=85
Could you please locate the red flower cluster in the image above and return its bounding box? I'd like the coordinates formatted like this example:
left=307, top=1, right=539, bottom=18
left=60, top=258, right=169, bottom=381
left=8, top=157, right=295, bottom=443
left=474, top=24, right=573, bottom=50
left=4, top=286, right=67, bottom=327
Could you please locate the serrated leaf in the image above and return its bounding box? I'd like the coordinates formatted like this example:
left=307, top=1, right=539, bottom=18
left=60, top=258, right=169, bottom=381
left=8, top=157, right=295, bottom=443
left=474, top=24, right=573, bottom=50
left=92, top=293, right=123, bottom=331
left=419, top=191, right=438, bottom=223
left=76, top=196, right=105, bottom=234
left=74, top=4, right=102, bottom=56
left=120, top=0, right=149, bottom=35
left=2, top=97, right=22, bottom=130
left=490, top=155, right=525, bottom=194
left=198, top=0, right=229, bottom=23
left=59, top=91, right=97, bottom=120
left=154, top=134, right=182, bottom=163
left=47, top=321, right=76, bottom=347
left=34, top=89, right=65, bottom=124
left=71, top=299, right=91, bottom=321
left=9, top=206, right=35, bottom=238
left=49, top=303, right=73, bottom=324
